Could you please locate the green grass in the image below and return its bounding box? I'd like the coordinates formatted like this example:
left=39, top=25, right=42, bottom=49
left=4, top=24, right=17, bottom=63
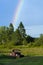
left=0, top=45, right=43, bottom=65
left=0, top=56, right=43, bottom=65
left=0, top=45, right=43, bottom=56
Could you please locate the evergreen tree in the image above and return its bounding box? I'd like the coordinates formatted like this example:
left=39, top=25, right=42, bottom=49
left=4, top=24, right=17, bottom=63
left=18, top=22, right=26, bottom=39
left=7, top=23, right=14, bottom=41
left=9, top=23, right=14, bottom=34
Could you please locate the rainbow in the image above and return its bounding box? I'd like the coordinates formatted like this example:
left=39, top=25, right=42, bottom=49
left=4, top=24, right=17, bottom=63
left=12, top=0, right=24, bottom=26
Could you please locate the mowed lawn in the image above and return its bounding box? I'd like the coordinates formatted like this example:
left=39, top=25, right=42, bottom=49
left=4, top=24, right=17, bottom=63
left=0, top=56, right=43, bottom=65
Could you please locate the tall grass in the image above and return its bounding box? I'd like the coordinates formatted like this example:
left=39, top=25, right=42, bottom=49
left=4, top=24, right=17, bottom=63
left=0, top=44, right=43, bottom=56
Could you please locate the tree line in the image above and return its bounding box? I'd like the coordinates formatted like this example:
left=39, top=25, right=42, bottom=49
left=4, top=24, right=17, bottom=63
left=0, top=22, right=43, bottom=47
left=0, top=22, right=34, bottom=46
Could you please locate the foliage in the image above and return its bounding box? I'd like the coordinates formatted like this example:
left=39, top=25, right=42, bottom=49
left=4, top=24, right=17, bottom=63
left=18, top=22, right=26, bottom=39
left=0, top=22, right=43, bottom=47
left=22, top=39, right=27, bottom=45
left=13, top=29, right=22, bottom=45
left=26, top=35, right=34, bottom=43
left=9, top=23, right=14, bottom=34
left=34, top=34, right=43, bottom=46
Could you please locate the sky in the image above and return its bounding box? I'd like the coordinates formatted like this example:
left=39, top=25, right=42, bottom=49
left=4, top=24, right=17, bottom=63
left=0, top=0, right=43, bottom=37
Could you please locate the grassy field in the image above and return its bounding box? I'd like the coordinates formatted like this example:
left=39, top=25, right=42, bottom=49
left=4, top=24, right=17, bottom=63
left=0, top=46, right=43, bottom=65
left=0, top=56, right=43, bottom=65
left=0, top=46, right=43, bottom=56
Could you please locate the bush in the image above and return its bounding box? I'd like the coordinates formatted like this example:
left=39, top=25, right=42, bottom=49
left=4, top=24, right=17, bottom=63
left=34, top=34, right=43, bottom=46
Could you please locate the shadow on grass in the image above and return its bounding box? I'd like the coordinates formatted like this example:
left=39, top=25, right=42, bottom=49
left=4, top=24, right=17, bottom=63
left=0, top=56, right=43, bottom=65
left=0, top=63, right=4, bottom=65
left=0, top=55, right=43, bottom=60
left=0, top=55, right=16, bottom=59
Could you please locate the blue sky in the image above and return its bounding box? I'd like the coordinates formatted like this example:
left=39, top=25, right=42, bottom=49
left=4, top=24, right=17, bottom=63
left=0, top=0, right=43, bottom=37
left=0, top=0, right=18, bottom=26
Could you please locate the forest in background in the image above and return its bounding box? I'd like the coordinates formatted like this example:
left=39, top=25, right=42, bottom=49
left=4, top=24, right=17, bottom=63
left=0, top=22, right=43, bottom=48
